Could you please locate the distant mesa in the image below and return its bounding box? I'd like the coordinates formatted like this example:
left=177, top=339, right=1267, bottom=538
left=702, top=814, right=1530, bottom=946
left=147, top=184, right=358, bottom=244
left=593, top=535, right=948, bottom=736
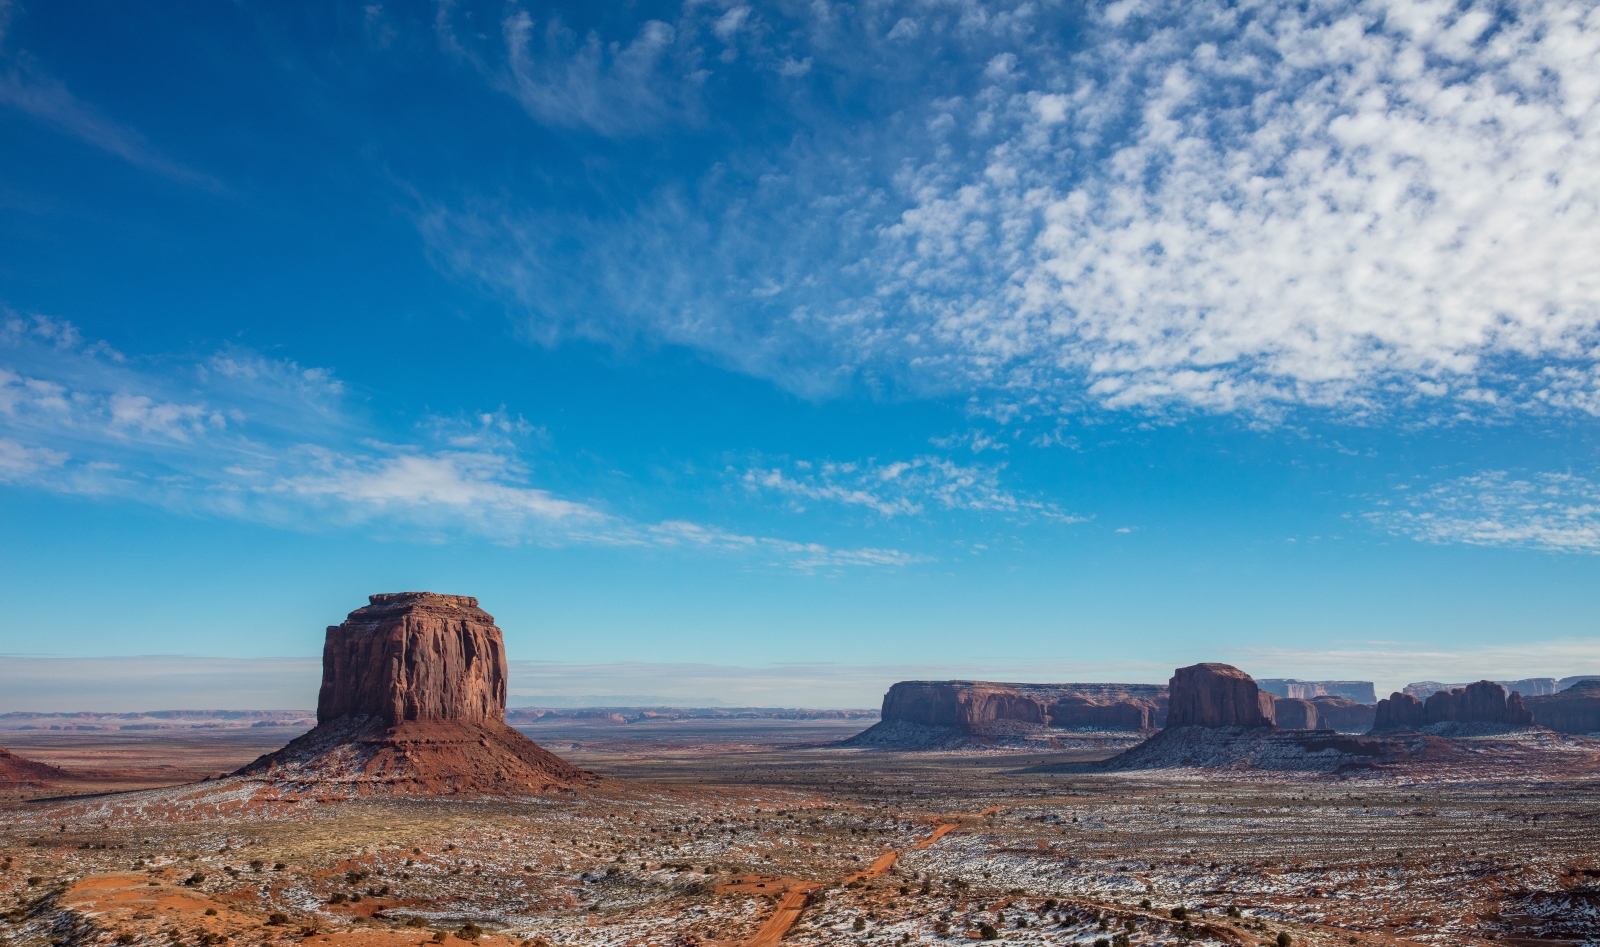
left=1524, top=680, right=1600, bottom=735
left=843, top=680, right=1168, bottom=749
left=1403, top=678, right=1582, bottom=700
left=237, top=592, right=592, bottom=795
left=1257, top=679, right=1377, bottom=703
left=1372, top=681, right=1536, bottom=734
left=0, top=744, right=69, bottom=790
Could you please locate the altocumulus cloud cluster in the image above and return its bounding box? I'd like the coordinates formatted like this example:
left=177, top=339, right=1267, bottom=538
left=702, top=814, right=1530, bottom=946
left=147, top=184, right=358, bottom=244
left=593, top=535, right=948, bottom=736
left=431, top=0, right=1600, bottom=417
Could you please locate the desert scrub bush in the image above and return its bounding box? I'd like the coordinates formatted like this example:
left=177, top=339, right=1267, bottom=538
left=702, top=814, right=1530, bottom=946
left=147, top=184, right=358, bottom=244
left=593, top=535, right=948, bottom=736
left=266, top=913, right=288, bottom=926
left=979, top=924, right=999, bottom=941
left=1278, top=933, right=1293, bottom=947
left=1170, top=907, right=1188, bottom=921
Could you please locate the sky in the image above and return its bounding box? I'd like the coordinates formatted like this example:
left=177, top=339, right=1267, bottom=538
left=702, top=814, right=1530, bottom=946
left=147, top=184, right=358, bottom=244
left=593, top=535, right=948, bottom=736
left=1, top=0, right=1598, bottom=710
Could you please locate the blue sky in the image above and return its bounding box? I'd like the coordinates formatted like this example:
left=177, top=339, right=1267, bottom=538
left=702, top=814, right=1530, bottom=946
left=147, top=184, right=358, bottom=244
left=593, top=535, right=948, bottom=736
left=2, top=0, right=1598, bottom=709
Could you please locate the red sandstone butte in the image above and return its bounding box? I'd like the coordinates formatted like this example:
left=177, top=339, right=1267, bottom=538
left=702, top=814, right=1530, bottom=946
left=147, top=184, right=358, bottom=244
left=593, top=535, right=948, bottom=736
left=1272, top=697, right=1319, bottom=730
left=238, top=592, right=591, bottom=795
left=1372, top=679, right=1536, bottom=732
left=1165, top=663, right=1274, bottom=728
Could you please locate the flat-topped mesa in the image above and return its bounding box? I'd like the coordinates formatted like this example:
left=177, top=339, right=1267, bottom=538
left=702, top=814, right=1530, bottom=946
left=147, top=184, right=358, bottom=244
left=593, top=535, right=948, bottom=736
left=1166, top=663, right=1275, bottom=728
left=879, top=681, right=1169, bottom=730
left=1257, top=679, right=1377, bottom=703
left=318, top=592, right=505, bottom=726
left=239, top=592, right=590, bottom=795
left=1371, top=680, right=1536, bottom=732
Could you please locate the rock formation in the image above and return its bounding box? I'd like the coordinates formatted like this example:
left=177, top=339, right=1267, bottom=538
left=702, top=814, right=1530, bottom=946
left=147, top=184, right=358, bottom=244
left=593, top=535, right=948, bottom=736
left=1257, top=679, right=1377, bottom=703
left=0, top=745, right=68, bottom=789
left=846, top=681, right=1167, bottom=748
left=1272, top=697, right=1319, bottom=730
left=1308, top=696, right=1376, bottom=733
left=1371, top=680, right=1535, bottom=732
left=239, top=592, right=591, bottom=795
left=1523, top=680, right=1600, bottom=734
left=1165, top=663, right=1274, bottom=728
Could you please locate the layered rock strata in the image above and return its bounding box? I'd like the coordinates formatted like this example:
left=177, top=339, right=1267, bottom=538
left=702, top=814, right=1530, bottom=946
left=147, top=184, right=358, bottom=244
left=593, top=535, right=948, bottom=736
left=1371, top=680, right=1535, bottom=732
left=1166, top=663, right=1274, bottom=728
left=1524, top=680, right=1600, bottom=734
left=239, top=592, right=590, bottom=795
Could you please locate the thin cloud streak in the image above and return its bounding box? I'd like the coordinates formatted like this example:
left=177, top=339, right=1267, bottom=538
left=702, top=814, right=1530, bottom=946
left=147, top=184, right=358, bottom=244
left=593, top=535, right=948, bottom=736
left=0, top=314, right=919, bottom=571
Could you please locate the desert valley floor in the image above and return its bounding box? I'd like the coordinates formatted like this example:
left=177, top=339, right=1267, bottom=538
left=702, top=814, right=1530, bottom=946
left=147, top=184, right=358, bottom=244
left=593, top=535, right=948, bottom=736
left=3, top=717, right=1599, bottom=947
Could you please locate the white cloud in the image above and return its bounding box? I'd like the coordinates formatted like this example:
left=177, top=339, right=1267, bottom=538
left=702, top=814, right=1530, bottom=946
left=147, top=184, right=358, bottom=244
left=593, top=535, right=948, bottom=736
left=741, top=454, right=1082, bottom=521
left=501, top=12, right=692, bottom=135
left=427, top=0, right=1600, bottom=423
left=1369, top=471, right=1600, bottom=553
left=0, top=315, right=919, bottom=570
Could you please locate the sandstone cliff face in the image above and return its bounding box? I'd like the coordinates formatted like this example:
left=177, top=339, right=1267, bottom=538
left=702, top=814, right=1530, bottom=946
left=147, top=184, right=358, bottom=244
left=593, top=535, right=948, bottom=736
left=877, top=681, right=1168, bottom=732
left=1257, top=679, right=1377, bottom=703
left=1523, top=680, right=1600, bottom=734
left=1273, top=697, right=1319, bottom=730
left=1309, top=696, right=1377, bottom=733
left=240, top=592, right=589, bottom=795
left=1166, top=663, right=1273, bottom=728
left=1371, top=680, right=1535, bottom=732
left=318, top=592, right=505, bottom=726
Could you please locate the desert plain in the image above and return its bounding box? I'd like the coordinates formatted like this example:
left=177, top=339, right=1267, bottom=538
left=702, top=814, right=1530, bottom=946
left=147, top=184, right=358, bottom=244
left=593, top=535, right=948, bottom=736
left=3, top=711, right=1600, bottom=947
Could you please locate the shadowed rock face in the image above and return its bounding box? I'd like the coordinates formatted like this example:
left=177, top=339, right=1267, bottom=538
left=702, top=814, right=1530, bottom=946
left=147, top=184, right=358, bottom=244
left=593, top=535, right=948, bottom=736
left=1309, top=696, right=1377, bottom=732
left=877, top=681, right=1169, bottom=731
left=1372, top=680, right=1535, bottom=732
left=1523, top=680, right=1600, bottom=734
left=1166, top=663, right=1273, bottom=728
left=240, top=593, right=589, bottom=795
left=1273, top=697, right=1319, bottom=730
left=318, top=593, right=505, bottom=727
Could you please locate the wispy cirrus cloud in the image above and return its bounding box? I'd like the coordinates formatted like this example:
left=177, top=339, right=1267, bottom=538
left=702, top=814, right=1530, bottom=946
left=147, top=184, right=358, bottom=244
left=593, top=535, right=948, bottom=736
left=740, top=455, right=1083, bottom=522
left=1368, top=472, right=1600, bottom=553
left=424, top=0, right=1600, bottom=422
left=0, top=312, right=916, bottom=571
left=0, top=2, right=218, bottom=187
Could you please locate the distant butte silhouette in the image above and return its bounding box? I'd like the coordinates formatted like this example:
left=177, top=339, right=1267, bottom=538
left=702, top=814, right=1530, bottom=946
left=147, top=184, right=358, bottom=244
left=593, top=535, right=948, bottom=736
left=237, top=592, right=592, bottom=795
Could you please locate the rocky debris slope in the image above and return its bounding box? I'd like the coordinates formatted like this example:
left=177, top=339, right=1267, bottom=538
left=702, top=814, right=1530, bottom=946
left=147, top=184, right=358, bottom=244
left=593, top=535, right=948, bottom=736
left=0, top=745, right=68, bottom=789
left=1166, top=663, right=1274, bottom=728
left=843, top=681, right=1167, bottom=748
left=1371, top=680, right=1536, bottom=733
left=238, top=592, right=591, bottom=795
left=1524, top=679, right=1600, bottom=734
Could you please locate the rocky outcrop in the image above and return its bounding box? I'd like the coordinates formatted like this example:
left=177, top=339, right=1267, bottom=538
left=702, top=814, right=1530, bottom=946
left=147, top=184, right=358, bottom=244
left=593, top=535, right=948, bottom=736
left=846, top=681, right=1167, bottom=748
left=1166, top=664, right=1273, bottom=728
left=1524, top=680, right=1600, bottom=734
left=239, top=593, right=591, bottom=795
left=1373, top=692, right=1426, bottom=730
left=1257, top=679, right=1377, bottom=703
left=1371, top=681, right=1535, bottom=733
left=1273, top=697, right=1319, bottom=730
left=0, top=745, right=68, bottom=789
left=1309, top=696, right=1376, bottom=733
left=317, top=593, right=505, bottom=726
